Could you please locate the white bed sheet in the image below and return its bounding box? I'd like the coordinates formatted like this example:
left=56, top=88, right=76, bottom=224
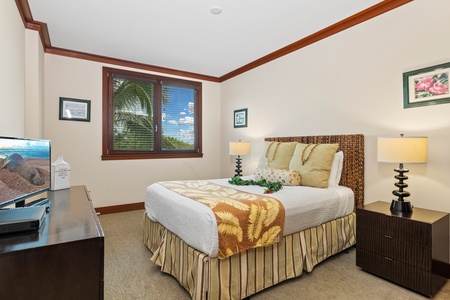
left=145, top=176, right=354, bottom=258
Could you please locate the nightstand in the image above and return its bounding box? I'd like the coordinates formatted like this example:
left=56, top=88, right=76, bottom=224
left=356, top=201, right=449, bottom=297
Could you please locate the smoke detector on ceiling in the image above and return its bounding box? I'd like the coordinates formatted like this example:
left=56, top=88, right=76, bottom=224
left=209, top=6, right=222, bottom=15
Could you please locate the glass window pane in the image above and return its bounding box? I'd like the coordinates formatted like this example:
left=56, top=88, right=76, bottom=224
left=112, top=76, right=155, bottom=151
left=161, top=85, right=196, bottom=151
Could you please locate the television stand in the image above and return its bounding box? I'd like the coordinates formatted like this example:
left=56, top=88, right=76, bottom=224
left=0, top=186, right=104, bottom=299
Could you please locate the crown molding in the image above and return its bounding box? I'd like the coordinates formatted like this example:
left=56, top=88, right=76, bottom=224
left=219, top=0, right=413, bottom=82
left=15, top=0, right=412, bottom=83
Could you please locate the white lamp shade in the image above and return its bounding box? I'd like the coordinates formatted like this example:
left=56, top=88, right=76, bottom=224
left=229, top=141, right=251, bottom=156
left=377, top=137, right=427, bottom=163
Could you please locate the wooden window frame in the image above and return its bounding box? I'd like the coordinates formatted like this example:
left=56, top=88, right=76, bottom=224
left=102, top=67, right=203, bottom=160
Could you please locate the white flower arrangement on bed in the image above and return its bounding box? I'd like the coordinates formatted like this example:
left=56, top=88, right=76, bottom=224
left=143, top=134, right=364, bottom=300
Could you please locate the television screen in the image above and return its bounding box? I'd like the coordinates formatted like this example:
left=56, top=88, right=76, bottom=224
left=0, top=136, right=51, bottom=208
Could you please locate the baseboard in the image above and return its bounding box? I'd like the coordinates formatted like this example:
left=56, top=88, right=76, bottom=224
left=433, top=259, right=450, bottom=279
left=95, top=202, right=144, bottom=215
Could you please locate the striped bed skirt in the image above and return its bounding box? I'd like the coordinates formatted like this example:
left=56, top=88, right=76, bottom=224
left=143, top=212, right=356, bottom=300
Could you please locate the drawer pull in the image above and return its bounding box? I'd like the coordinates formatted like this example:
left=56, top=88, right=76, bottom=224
left=384, top=257, right=393, bottom=261
left=384, top=235, right=392, bottom=239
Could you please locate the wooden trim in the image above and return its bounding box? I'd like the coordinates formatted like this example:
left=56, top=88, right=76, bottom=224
left=434, top=260, right=450, bottom=279
left=101, top=67, right=110, bottom=160
left=15, top=0, right=30, bottom=27
left=15, top=0, right=52, bottom=48
left=31, top=21, right=51, bottom=48
left=101, top=152, right=204, bottom=160
left=15, top=0, right=412, bottom=83
left=46, top=47, right=220, bottom=82
left=95, top=202, right=144, bottom=215
left=14, top=1, right=218, bottom=82
left=219, top=0, right=413, bottom=82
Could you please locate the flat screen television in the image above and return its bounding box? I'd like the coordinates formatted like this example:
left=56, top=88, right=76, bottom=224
left=0, top=136, right=51, bottom=208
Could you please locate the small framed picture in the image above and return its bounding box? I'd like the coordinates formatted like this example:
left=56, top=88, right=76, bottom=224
left=234, top=108, right=248, bottom=128
left=403, top=62, right=450, bottom=108
left=59, top=97, right=91, bottom=122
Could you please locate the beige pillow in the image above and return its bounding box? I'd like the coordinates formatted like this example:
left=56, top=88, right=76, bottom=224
left=258, top=142, right=297, bottom=170
left=289, top=143, right=339, bottom=188
left=254, top=168, right=301, bottom=186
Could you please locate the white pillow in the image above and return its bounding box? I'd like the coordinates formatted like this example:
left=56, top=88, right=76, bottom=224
left=328, top=151, right=344, bottom=186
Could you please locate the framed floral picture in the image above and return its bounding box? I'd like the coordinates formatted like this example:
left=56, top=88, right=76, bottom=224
left=403, top=62, right=450, bottom=108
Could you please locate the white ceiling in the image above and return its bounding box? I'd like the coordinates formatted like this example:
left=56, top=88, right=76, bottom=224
left=28, top=0, right=382, bottom=78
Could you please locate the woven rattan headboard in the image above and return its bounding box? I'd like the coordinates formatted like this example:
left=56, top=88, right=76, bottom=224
left=265, top=134, right=365, bottom=209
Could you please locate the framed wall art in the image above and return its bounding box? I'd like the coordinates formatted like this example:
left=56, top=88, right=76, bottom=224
left=59, top=97, right=91, bottom=122
left=403, top=62, right=450, bottom=108
left=234, top=108, right=248, bottom=128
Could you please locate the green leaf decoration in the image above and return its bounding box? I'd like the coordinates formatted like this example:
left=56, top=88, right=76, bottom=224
left=228, top=176, right=283, bottom=193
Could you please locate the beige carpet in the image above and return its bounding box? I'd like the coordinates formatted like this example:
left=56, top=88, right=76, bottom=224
left=99, top=210, right=450, bottom=300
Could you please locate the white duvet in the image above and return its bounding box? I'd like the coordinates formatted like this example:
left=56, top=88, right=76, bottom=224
left=145, top=176, right=354, bottom=258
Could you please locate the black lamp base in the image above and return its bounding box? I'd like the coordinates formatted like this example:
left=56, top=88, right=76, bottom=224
left=234, top=156, right=243, bottom=177
left=390, top=199, right=413, bottom=217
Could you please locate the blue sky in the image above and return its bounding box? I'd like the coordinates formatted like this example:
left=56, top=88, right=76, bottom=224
left=162, top=87, right=195, bottom=145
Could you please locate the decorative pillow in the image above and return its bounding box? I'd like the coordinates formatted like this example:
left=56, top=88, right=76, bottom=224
left=289, top=143, right=339, bottom=188
left=328, top=151, right=344, bottom=187
left=257, top=141, right=297, bottom=170
left=254, top=168, right=301, bottom=186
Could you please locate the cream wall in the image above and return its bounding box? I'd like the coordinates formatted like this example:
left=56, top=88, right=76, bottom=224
left=3, top=0, right=450, bottom=215
left=25, top=30, right=45, bottom=139
left=221, top=0, right=450, bottom=215
left=0, top=0, right=25, bottom=137
left=43, top=55, right=221, bottom=207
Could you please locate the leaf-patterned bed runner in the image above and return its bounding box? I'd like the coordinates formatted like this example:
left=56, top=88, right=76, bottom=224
left=159, top=180, right=285, bottom=259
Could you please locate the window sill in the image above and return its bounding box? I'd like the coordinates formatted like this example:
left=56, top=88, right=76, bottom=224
left=101, top=152, right=204, bottom=160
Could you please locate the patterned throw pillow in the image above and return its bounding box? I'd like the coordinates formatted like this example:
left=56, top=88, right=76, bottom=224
left=254, top=168, right=301, bottom=186
left=257, top=142, right=297, bottom=170
left=289, top=143, right=339, bottom=188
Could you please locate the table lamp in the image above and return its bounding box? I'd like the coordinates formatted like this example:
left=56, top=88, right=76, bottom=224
left=377, top=134, right=427, bottom=216
left=229, top=141, right=251, bottom=177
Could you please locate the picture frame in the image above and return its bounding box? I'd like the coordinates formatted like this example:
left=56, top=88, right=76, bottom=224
left=234, top=108, right=248, bottom=128
left=403, top=62, right=450, bottom=108
left=59, top=97, right=91, bottom=122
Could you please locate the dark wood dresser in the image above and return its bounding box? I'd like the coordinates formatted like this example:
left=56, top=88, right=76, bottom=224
left=356, top=201, right=449, bottom=297
left=0, top=186, right=104, bottom=300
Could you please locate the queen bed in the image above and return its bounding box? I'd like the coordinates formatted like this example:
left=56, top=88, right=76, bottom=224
left=143, top=134, right=364, bottom=300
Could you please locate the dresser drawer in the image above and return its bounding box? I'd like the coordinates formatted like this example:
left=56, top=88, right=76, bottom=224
left=357, top=227, right=431, bottom=270
left=357, top=208, right=431, bottom=245
left=356, top=248, right=441, bottom=297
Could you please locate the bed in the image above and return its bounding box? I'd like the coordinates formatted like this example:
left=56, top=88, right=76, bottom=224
left=143, top=134, right=364, bottom=300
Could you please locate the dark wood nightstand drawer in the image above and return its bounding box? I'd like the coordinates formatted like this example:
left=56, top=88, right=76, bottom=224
left=357, top=227, right=431, bottom=270
left=356, top=248, right=442, bottom=297
left=357, top=208, right=431, bottom=245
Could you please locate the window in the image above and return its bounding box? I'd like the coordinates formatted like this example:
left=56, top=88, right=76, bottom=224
left=102, top=67, right=202, bottom=160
